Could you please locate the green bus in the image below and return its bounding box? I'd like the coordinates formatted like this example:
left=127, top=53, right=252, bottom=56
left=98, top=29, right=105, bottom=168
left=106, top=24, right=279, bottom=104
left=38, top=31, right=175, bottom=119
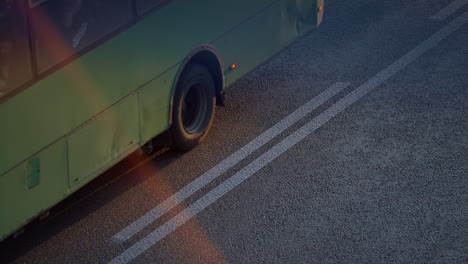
left=0, top=0, right=324, bottom=241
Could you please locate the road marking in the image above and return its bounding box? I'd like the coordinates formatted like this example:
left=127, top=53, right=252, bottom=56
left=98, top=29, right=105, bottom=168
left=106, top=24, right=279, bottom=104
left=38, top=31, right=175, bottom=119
left=111, top=82, right=349, bottom=242
left=108, top=10, right=468, bottom=264
left=431, top=0, right=467, bottom=21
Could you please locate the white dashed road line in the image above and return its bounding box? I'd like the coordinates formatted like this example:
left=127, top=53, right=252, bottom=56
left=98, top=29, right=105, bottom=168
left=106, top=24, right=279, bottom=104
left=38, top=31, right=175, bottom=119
left=108, top=9, right=468, bottom=264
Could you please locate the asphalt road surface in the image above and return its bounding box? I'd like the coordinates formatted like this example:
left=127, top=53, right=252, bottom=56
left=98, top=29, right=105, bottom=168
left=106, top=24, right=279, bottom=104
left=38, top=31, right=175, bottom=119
left=1, top=0, right=467, bottom=263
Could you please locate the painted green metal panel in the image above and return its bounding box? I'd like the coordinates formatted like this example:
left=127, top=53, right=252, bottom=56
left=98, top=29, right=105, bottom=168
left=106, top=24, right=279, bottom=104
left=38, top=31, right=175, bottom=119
left=0, top=0, right=277, bottom=176
left=26, top=157, right=40, bottom=189
left=0, top=0, right=322, bottom=240
left=0, top=139, right=68, bottom=240
left=67, top=95, right=139, bottom=187
left=217, top=0, right=320, bottom=87
left=138, top=67, right=176, bottom=144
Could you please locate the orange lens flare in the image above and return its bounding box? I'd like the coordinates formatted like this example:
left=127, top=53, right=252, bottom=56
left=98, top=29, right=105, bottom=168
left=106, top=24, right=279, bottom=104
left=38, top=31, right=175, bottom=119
left=127, top=151, right=227, bottom=263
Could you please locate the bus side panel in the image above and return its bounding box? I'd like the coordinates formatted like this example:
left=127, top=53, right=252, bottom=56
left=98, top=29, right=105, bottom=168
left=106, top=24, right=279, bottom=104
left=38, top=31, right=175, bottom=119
left=0, top=0, right=275, bottom=177
left=215, top=0, right=319, bottom=87
left=0, top=0, right=320, bottom=240
left=67, top=95, right=139, bottom=187
left=0, top=139, right=68, bottom=241
left=0, top=30, right=146, bottom=240
left=124, top=0, right=276, bottom=144
left=138, top=68, right=177, bottom=144
left=0, top=41, right=143, bottom=177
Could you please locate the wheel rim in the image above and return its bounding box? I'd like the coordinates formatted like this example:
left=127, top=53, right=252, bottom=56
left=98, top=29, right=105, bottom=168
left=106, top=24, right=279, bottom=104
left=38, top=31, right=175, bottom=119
left=181, top=83, right=208, bottom=134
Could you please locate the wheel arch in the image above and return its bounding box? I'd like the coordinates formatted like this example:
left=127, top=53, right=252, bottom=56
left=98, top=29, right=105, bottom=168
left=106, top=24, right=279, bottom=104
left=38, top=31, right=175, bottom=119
left=169, top=44, right=225, bottom=127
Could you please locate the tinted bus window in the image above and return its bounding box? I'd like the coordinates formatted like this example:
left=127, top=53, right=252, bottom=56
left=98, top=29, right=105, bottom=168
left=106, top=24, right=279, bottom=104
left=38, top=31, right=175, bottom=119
left=30, top=0, right=132, bottom=73
left=0, top=0, right=33, bottom=98
left=136, top=0, right=170, bottom=15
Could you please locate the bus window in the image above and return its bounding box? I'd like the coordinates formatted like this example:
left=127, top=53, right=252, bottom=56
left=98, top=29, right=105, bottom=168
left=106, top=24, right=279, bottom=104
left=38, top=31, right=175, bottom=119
left=30, top=0, right=133, bottom=73
left=136, top=0, right=170, bottom=15
left=0, top=0, right=33, bottom=98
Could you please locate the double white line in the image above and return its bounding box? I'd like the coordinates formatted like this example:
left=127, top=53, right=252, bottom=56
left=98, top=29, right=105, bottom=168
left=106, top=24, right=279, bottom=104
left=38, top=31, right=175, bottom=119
left=108, top=8, right=468, bottom=264
left=112, top=82, right=349, bottom=243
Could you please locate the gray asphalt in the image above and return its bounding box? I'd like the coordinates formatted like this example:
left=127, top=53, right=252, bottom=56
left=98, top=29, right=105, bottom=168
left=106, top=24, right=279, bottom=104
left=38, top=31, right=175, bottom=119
left=1, top=0, right=467, bottom=263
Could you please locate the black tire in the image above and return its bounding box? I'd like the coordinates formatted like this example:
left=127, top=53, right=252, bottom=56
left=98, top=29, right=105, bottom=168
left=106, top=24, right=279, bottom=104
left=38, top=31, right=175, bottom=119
left=170, top=64, right=216, bottom=151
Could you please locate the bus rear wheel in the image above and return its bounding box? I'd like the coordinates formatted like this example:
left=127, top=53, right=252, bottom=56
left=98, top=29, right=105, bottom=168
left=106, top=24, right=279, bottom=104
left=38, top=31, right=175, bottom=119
left=170, top=64, right=216, bottom=151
